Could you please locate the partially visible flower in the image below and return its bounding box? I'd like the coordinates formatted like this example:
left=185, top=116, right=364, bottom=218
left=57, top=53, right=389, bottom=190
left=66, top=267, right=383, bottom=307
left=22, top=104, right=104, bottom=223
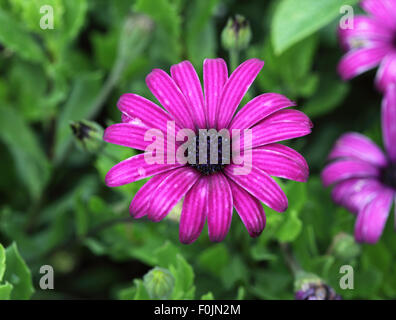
left=338, top=0, right=396, bottom=92
left=294, top=272, right=341, bottom=300
left=221, top=15, right=252, bottom=51
left=104, top=58, right=312, bottom=244
left=70, top=120, right=104, bottom=153
left=322, top=85, right=396, bottom=244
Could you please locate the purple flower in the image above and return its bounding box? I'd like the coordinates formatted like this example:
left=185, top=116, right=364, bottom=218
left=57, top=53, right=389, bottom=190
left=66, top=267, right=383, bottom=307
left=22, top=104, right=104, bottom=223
left=322, top=85, right=396, bottom=244
left=338, top=0, right=396, bottom=92
left=295, top=283, right=341, bottom=300
left=104, top=59, right=312, bottom=244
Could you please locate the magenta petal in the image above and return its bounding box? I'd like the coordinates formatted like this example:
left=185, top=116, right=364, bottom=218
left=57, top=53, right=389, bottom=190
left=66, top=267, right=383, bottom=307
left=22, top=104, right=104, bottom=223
left=346, top=180, right=384, bottom=214
left=338, top=46, right=390, bottom=80
left=382, top=85, right=396, bottom=161
left=216, top=59, right=264, bottom=129
left=203, top=58, right=228, bottom=129
left=355, top=187, right=394, bottom=244
left=105, top=154, right=183, bottom=187
left=229, top=93, right=296, bottom=130
left=361, top=0, right=396, bottom=30
left=228, top=178, right=266, bottom=238
left=321, top=160, right=380, bottom=187
left=376, top=53, right=396, bottom=92
left=179, top=177, right=209, bottom=244
left=207, top=173, right=233, bottom=242
left=129, top=171, right=171, bottom=218
left=331, top=178, right=370, bottom=211
left=251, top=147, right=309, bottom=182
left=328, top=132, right=387, bottom=166
left=171, top=61, right=206, bottom=129
left=117, top=93, right=179, bottom=132
left=146, top=69, right=195, bottom=130
left=147, top=167, right=200, bottom=222
left=224, top=165, right=288, bottom=212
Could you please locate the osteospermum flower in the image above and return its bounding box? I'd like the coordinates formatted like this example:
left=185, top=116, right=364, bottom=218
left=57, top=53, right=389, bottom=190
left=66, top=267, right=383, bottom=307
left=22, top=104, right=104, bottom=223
left=338, top=0, right=396, bottom=91
left=104, top=58, right=312, bottom=244
left=322, top=85, right=396, bottom=244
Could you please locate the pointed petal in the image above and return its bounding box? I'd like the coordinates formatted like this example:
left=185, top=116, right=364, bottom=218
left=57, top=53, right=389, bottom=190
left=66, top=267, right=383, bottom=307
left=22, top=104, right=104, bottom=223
left=204, top=58, right=228, bottom=129
left=146, top=69, right=195, bottom=130
left=375, top=53, right=396, bottom=92
left=105, top=153, right=183, bottom=187
left=207, top=173, right=233, bottom=242
left=224, top=165, right=288, bottom=212
left=147, top=167, right=200, bottom=222
left=328, top=132, right=387, bottom=166
left=382, top=84, right=396, bottom=161
left=216, top=59, right=264, bottom=129
left=361, top=0, right=396, bottom=30
left=229, top=93, right=296, bottom=130
left=179, top=176, right=209, bottom=244
left=228, top=178, right=266, bottom=238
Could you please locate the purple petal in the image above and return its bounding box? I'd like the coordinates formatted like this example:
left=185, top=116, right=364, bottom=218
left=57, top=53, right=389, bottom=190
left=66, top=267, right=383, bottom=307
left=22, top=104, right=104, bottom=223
left=224, top=165, right=288, bottom=212
left=203, top=58, right=228, bottom=129
left=216, top=59, right=264, bottom=129
left=250, top=147, right=309, bottom=182
left=129, top=171, right=171, bottom=218
left=328, top=132, right=387, bottom=166
left=346, top=180, right=384, bottom=214
left=361, top=0, right=396, bottom=30
left=382, top=84, right=396, bottom=161
left=147, top=167, right=200, bottom=222
left=376, top=53, right=396, bottom=92
left=179, top=176, right=209, bottom=244
left=229, top=93, right=296, bottom=130
left=228, top=178, right=266, bottom=237
left=355, top=187, right=394, bottom=243
left=146, top=69, right=195, bottom=130
left=117, top=93, right=179, bottom=132
left=321, top=160, right=380, bottom=187
left=338, top=46, right=391, bottom=80
left=338, top=16, right=393, bottom=51
left=171, top=61, right=206, bottom=129
left=105, top=153, right=183, bottom=187
left=207, top=173, right=233, bottom=242
left=331, top=178, right=370, bottom=210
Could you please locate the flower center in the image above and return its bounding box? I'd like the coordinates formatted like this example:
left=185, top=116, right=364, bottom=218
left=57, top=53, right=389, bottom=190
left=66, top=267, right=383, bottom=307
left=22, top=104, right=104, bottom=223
left=186, top=130, right=231, bottom=175
left=381, top=162, right=396, bottom=189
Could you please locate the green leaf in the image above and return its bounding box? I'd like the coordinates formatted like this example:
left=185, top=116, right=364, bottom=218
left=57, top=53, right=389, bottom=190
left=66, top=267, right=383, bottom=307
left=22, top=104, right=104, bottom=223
left=198, top=244, right=230, bottom=277
left=170, top=255, right=195, bottom=299
left=0, top=107, right=50, bottom=199
left=3, top=243, right=34, bottom=299
left=119, top=279, right=150, bottom=300
left=0, top=282, right=13, bottom=300
left=201, top=292, right=214, bottom=300
left=0, top=7, right=46, bottom=63
left=276, top=209, right=303, bottom=243
left=272, top=0, right=359, bottom=54
left=0, top=244, right=5, bottom=281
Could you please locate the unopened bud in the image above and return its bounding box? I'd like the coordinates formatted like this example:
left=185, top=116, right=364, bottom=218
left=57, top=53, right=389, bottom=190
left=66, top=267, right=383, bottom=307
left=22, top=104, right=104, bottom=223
left=143, top=267, right=175, bottom=300
left=70, top=120, right=104, bottom=153
left=332, top=233, right=361, bottom=262
left=221, top=15, right=252, bottom=51
left=294, top=271, right=341, bottom=300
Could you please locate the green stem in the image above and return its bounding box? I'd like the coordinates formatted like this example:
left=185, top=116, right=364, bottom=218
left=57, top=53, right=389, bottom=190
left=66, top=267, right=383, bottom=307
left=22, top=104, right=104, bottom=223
left=230, top=48, right=240, bottom=71
left=279, top=242, right=302, bottom=277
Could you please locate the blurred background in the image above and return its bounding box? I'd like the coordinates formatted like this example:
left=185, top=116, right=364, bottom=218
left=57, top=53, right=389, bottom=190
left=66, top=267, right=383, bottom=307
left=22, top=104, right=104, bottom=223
left=0, top=0, right=395, bottom=300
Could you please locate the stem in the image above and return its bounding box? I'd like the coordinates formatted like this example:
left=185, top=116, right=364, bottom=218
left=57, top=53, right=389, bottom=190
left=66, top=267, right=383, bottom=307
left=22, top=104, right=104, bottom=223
left=230, top=48, right=240, bottom=71
left=279, top=242, right=301, bottom=277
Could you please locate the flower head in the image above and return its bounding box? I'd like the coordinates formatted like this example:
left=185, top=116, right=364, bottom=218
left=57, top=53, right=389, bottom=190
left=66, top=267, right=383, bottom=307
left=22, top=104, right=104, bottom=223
left=294, top=272, right=341, bottom=300
left=322, top=85, right=396, bottom=244
left=338, top=0, right=396, bottom=92
left=104, top=58, right=312, bottom=244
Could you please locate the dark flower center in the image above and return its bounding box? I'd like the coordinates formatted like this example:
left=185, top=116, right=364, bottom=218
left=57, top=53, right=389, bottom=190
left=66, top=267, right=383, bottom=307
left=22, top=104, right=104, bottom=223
left=381, top=162, right=396, bottom=189
left=185, top=130, right=231, bottom=175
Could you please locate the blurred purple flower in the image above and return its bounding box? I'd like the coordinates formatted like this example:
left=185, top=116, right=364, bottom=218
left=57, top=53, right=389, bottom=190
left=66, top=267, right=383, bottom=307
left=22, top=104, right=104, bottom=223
left=338, top=0, right=396, bottom=92
left=295, top=283, right=341, bottom=300
left=103, top=59, right=312, bottom=244
left=322, top=85, right=396, bottom=244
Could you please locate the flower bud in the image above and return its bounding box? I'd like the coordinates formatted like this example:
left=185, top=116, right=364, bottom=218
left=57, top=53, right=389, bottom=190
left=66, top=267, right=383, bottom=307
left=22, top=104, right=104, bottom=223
left=332, top=233, right=361, bottom=262
left=70, top=120, right=104, bottom=153
left=143, top=267, right=175, bottom=300
left=221, top=15, right=252, bottom=51
left=294, top=271, right=341, bottom=300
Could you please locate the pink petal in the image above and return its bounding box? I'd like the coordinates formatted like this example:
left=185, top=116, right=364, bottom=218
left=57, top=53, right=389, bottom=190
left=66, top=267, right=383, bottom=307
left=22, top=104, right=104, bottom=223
left=146, top=69, right=195, bottom=130
left=345, top=180, right=384, bottom=214
left=203, top=58, right=228, bottom=129
left=117, top=93, right=179, bottom=132
left=338, top=46, right=391, bottom=80
left=229, top=93, right=296, bottom=130
left=361, top=0, right=396, bottom=30
left=207, top=173, right=233, bottom=242
left=328, top=132, right=387, bottom=167
left=171, top=61, right=206, bottom=129
left=382, top=84, right=396, bottom=161
left=355, top=187, right=394, bottom=244
left=179, top=176, right=209, bottom=244
left=216, top=59, right=264, bottom=129
left=105, top=153, right=183, bottom=187
left=321, top=160, right=380, bottom=187
left=228, top=178, right=266, bottom=238
left=147, top=167, right=200, bottom=222
left=224, top=165, right=288, bottom=212
left=376, top=53, right=396, bottom=92
left=331, top=178, right=371, bottom=209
